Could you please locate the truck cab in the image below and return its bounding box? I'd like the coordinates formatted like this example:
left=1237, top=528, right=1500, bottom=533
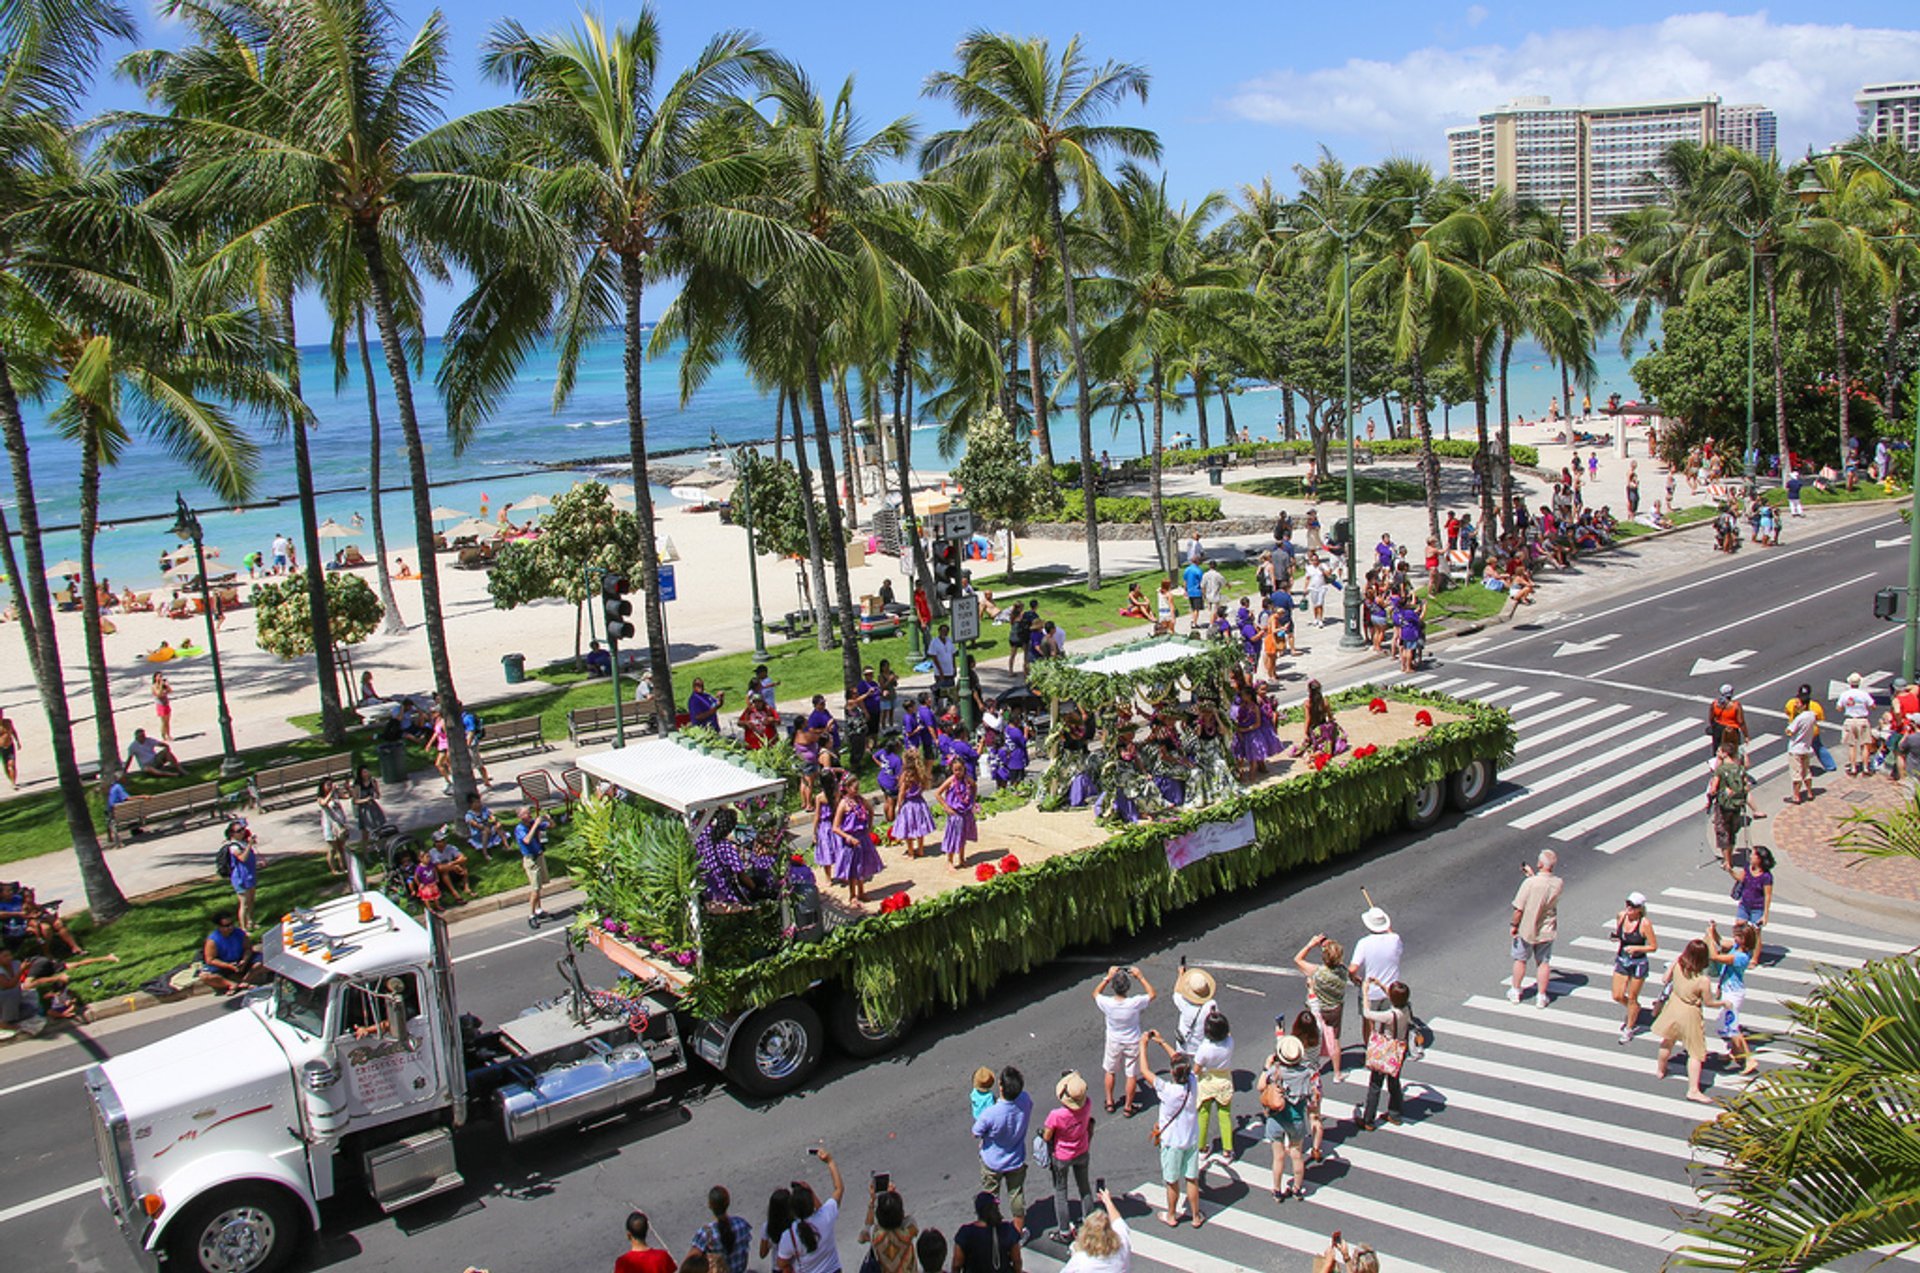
left=88, top=892, right=467, bottom=1273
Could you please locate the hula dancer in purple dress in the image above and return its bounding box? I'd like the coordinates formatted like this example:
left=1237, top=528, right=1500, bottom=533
left=831, top=778, right=882, bottom=902
left=935, top=758, right=979, bottom=870
left=1253, top=687, right=1284, bottom=756
left=812, top=765, right=842, bottom=883
left=874, top=733, right=904, bottom=824
left=1232, top=691, right=1269, bottom=778
left=890, top=750, right=937, bottom=857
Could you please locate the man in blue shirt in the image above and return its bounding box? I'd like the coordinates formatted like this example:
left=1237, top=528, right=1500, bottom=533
left=1269, top=583, right=1297, bottom=655
left=583, top=640, right=611, bottom=677
left=970, top=1065, right=1034, bottom=1237
left=514, top=805, right=552, bottom=926
left=1181, top=559, right=1205, bottom=632
left=686, top=679, right=724, bottom=730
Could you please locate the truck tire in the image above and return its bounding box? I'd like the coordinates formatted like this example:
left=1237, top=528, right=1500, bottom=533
left=727, top=999, right=824, bottom=1098
left=1404, top=779, right=1446, bottom=831
left=162, top=1183, right=304, bottom=1273
left=1447, top=759, right=1496, bottom=811
left=826, top=989, right=912, bottom=1059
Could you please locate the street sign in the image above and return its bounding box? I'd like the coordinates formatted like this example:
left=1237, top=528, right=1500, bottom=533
left=657, top=564, right=677, bottom=602
left=942, top=509, right=974, bottom=541
left=950, top=593, right=980, bottom=643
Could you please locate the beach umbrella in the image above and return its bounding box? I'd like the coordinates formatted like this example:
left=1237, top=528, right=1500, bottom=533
left=911, top=491, right=952, bottom=517
left=44, top=559, right=83, bottom=578
left=508, top=493, right=552, bottom=513
left=316, top=520, right=357, bottom=540
left=607, top=482, right=636, bottom=498
left=707, top=480, right=737, bottom=503
left=428, top=505, right=468, bottom=525
left=675, top=468, right=725, bottom=488
left=670, top=483, right=715, bottom=503
left=441, top=518, right=499, bottom=541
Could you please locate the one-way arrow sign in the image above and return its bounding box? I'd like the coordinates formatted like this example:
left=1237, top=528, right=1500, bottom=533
left=1690, top=649, right=1758, bottom=677
left=1552, top=633, right=1621, bottom=658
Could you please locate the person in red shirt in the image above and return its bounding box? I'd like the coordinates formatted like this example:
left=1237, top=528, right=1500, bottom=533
left=614, top=1210, right=677, bottom=1273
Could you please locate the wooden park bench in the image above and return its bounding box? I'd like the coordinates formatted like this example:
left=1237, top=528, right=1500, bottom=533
left=565, top=700, right=653, bottom=746
left=108, top=780, right=228, bottom=845
left=249, top=752, right=356, bottom=810
left=474, top=714, right=547, bottom=760
left=768, top=609, right=816, bottom=640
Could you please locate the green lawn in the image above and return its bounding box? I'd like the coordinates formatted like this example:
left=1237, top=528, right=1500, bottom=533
left=1613, top=504, right=1717, bottom=538
left=1228, top=475, right=1426, bottom=504
left=1423, top=578, right=1510, bottom=629
left=61, top=830, right=580, bottom=1001
left=1761, top=480, right=1904, bottom=509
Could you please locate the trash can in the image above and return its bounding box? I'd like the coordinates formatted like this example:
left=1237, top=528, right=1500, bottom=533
left=502, top=652, right=526, bottom=684
left=1206, top=464, right=1224, bottom=487
left=377, top=739, right=408, bottom=784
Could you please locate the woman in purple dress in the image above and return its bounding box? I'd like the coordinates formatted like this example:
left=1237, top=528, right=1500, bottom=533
left=811, top=766, right=842, bottom=883
left=1232, top=689, right=1269, bottom=778
left=890, top=750, right=937, bottom=857
left=832, top=777, right=883, bottom=902
left=1253, top=686, right=1284, bottom=757
left=935, top=757, right=979, bottom=870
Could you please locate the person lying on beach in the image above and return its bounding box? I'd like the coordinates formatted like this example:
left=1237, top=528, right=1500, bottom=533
left=393, top=557, right=416, bottom=579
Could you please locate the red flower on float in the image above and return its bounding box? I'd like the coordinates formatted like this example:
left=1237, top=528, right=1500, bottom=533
left=999, top=854, right=1022, bottom=873
left=1310, top=753, right=1332, bottom=771
left=879, top=893, right=912, bottom=913
left=975, top=863, right=998, bottom=882
left=1353, top=743, right=1379, bottom=759
left=1414, top=709, right=1434, bottom=727
left=1368, top=698, right=1388, bottom=714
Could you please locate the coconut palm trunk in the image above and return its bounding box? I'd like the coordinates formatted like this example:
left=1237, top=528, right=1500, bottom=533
left=1219, top=385, right=1236, bottom=439
left=1834, top=288, right=1851, bottom=475
left=892, top=326, right=934, bottom=608
left=1408, top=351, right=1447, bottom=584
left=833, top=371, right=860, bottom=530
left=789, top=387, right=833, bottom=644
left=1472, top=337, right=1498, bottom=539
left=1497, top=332, right=1516, bottom=530
left=618, top=254, right=675, bottom=734
left=1763, top=260, right=1790, bottom=472
left=1045, top=166, right=1102, bottom=590
left=282, top=296, right=346, bottom=740
left=355, top=221, right=476, bottom=799
left=773, top=390, right=785, bottom=464
left=1193, top=370, right=1210, bottom=449
left=75, top=429, right=119, bottom=779
left=1027, top=261, right=1057, bottom=476
left=1150, top=353, right=1170, bottom=580
left=803, top=331, right=865, bottom=706
left=0, top=349, right=127, bottom=921
left=357, top=308, right=405, bottom=635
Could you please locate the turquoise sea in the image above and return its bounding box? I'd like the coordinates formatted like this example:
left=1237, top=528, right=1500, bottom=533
left=11, top=329, right=1642, bottom=589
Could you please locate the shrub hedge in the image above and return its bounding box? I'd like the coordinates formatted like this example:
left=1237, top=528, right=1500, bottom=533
left=1051, top=438, right=1539, bottom=488
left=1029, top=493, right=1225, bottom=524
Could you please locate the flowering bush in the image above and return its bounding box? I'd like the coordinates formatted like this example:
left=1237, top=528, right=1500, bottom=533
left=999, top=854, right=1022, bottom=873
left=975, top=863, right=998, bottom=882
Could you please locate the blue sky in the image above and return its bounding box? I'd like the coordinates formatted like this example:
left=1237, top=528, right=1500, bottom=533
left=94, top=1, right=1920, bottom=334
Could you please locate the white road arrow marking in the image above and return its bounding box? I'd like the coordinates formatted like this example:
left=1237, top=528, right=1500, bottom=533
left=1829, top=670, right=1893, bottom=701
left=1552, top=633, right=1621, bottom=658
left=1690, top=649, right=1758, bottom=677
left=1876, top=535, right=1911, bottom=549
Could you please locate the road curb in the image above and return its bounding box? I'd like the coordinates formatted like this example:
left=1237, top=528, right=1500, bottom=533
left=68, top=875, right=578, bottom=1027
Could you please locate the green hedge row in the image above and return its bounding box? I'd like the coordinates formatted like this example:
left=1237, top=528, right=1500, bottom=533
left=679, top=684, right=1516, bottom=1019
left=1051, top=438, right=1539, bottom=488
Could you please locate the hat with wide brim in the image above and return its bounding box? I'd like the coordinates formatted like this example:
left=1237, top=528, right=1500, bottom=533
left=1277, top=1034, right=1305, bottom=1064
left=1056, top=1071, right=1088, bottom=1108
left=1176, top=968, right=1217, bottom=1004
left=1362, top=907, right=1392, bottom=934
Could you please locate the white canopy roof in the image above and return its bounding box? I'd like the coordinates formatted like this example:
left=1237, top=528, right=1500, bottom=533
left=576, top=735, right=787, bottom=817
left=1069, top=638, right=1211, bottom=678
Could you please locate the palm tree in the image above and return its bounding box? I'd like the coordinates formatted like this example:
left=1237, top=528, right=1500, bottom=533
left=1797, top=154, right=1894, bottom=476
left=134, top=0, right=563, bottom=802
left=924, top=31, right=1160, bottom=591
left=0, top=0, right=136, bottom=922
left=1349, top=159, right=1484, bottom=582
left=440, top=7, right=780, bottom=735
left=1084, top=168, right=1247, bottom=579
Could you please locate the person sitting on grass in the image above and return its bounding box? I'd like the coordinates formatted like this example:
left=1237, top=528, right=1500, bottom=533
left=124, top=728, right=185, bottom=777
left=428, top=827, right=473, bottom=903
left=583, top=640, right=612, bottom=678
left=463, top=794, right=508, bottom=860
left=199, top=914, right=264, bottom=995
left=1119, top=582, right=1152, bottom=621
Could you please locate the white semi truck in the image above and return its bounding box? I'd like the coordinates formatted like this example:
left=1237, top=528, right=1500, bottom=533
left=85, top=886, right=690, bottom=1273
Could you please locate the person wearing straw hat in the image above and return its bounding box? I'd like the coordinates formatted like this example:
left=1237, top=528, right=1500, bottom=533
left=1256, top=1034, right=1314, bottom=1201
left=1172, top=966, right=1217, bottom=1057
left=1040, top=1072, right=1095, bottom=1243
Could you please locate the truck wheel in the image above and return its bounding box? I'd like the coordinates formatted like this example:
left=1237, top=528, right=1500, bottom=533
left=727, top=999, right=824, bottom=1098
left=1447, top=760, right=1496, bottom=811
left=1404, top=780, right=1446, bottom=830
left=163, top=1184, right=303, bottom=1273
left=826, top=990, right=912, bottom=1059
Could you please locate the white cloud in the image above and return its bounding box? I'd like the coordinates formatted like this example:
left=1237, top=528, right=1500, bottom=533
left=1465, top=5, right=1489, bottom=29
left=1222, top=12, right=1920, bottom=158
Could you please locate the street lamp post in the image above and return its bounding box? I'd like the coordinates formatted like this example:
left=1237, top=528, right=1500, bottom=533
left=1801, top=151, right=1920, bottom=681
left=1279, top=196, right=1423, bottom=649
left=1724, top=221, right=1764, bottom=500
left=712, top=430, right=770, bottom=663
left=170, top=492, right=244, bottom=777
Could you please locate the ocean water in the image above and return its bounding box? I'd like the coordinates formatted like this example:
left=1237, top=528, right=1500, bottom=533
left=10, top=329, right=1642, bottom=589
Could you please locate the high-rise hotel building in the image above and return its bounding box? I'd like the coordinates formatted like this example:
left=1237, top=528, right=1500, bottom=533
left=1856, top=82, right=1920, bottom=152
left=1445, top=95, right=1777, bottom=240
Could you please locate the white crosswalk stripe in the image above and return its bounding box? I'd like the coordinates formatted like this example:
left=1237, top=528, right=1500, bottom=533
left=1511, top=722, right=1719, bottom=829
left=1564, top=938, right=1827, bottom=986
left=1642, top=903, right=1913, bottom=954
left=1458, top=994, right=1789, bottom=1064
left=1547, top=956, right=1800, bottom=1007
left=1200, top=1203, right=1451, bottom=1273
left=1660, top=887, right=1818, bottom=918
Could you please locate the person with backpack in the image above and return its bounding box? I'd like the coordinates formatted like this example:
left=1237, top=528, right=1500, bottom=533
left=1257, top=1034, right=1316, bottom=1202
left=217, top=819, right=259, bottom=932
left=1706, top=740, right=1751, bottom=873
left=1708, top=684, right=1748, bottom=757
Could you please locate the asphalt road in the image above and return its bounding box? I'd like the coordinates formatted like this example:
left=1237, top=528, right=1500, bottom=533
left=4, top=503, right=1917, bottom=1273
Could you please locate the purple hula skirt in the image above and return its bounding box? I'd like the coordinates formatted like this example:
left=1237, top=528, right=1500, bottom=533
left=1232, top=706, right=1270, bottom=766
left=1154, top=775, right=1186, bottom=806
left=813, top=806, right=842, bottom=873
left=941, top=790, right=979, bottom=857
left=1067, top=771, right=1099, bottom=807
left=832, top=807, right=882, bottom=883
left=892, top=788, right=936, bottom=840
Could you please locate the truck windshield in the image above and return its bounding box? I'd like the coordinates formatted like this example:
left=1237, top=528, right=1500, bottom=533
left=270, top=976, right=330, bottom=1037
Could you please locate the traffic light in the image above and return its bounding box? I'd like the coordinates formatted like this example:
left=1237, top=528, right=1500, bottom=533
left=932, top=538, right=964, bottom=601
left=601, top=572, right=635, bottom=642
